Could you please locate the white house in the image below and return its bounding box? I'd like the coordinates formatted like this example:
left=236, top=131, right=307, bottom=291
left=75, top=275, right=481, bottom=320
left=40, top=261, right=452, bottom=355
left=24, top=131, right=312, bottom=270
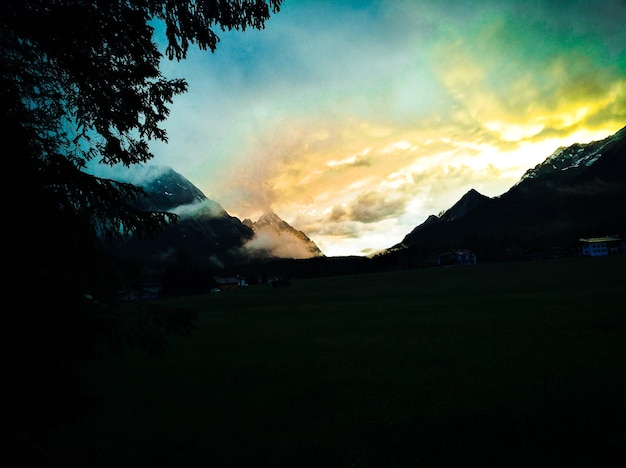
left=579, top=236, right=622, bottom=256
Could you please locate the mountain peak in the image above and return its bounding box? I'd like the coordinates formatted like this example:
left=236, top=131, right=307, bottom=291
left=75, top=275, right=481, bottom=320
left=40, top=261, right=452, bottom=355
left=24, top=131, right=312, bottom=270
left=134, top=166, right=207, bottom=211
left=256, top=211, right=285, bottom=227
left=520, top=127, right=625, bottom=182
left=439, top=189, right=491, bottom=222
left=244, top=211, right=324, bottom=259
left=390, top=125, right=626, bottom=257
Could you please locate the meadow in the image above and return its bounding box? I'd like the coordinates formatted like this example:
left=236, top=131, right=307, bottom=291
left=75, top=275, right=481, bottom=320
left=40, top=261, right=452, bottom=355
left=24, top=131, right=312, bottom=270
left=61, top=255, right=625, bottom=467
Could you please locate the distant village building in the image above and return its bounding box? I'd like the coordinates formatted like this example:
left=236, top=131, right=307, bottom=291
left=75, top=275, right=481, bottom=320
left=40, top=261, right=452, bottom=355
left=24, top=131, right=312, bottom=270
left=213, top=276, right=247, bottom=291
left=436, top=249, right=477, bottom=266
left=579, top=236, right=622, bottom=257
left=117, top=283, right=161, bottom=301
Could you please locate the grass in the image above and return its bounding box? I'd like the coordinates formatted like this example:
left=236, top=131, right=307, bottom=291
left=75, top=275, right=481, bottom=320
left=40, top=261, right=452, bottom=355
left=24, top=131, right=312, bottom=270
left=54, top=256, right=626, bottom=467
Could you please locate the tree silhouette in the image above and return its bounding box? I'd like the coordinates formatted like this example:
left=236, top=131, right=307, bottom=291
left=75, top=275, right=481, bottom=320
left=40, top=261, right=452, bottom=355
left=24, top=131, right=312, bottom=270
left=1, top=0, right=282, bottom=462
left=2, top=0, right=282, bottom=309
left=3, top=0, right=281, bottom=284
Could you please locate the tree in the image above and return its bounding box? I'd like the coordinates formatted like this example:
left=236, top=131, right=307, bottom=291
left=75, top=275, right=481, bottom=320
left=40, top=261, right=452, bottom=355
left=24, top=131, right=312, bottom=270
left=2, top=0, right=281, bottom=292
left=1, top=1, right=282, bottom=462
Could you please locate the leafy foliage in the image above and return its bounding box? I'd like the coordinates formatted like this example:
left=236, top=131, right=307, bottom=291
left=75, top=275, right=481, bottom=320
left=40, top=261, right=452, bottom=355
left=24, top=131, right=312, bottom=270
left=2, top=0, right=282, bottom=305
left=1, top=0, right=281, bottom=457
left=3, top=0, right=281, bottom=246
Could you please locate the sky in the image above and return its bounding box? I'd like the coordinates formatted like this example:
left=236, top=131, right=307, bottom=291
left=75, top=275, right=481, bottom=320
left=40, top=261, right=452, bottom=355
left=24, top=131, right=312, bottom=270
left=98, top=0, right=626, bottom=257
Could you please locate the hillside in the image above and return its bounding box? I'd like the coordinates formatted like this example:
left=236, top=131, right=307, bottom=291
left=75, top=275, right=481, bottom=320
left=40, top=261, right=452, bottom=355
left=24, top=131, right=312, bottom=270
left=105, top=166, right=324, bottom=281
left=390, top=126, right=626, bottom=259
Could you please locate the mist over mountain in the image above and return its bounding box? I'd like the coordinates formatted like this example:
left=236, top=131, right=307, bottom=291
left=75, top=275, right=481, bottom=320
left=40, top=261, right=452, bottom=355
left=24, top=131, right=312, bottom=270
left=106, top=166, right=324, bottom=279
left=243, top=211, right=324, bottom=260
left=389, top=126, right=626, bottom=259
left=105, top=168, right=249, bottom=275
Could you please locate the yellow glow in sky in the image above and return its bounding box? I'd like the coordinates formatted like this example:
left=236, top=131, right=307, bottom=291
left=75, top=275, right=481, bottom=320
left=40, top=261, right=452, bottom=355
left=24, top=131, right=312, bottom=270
left=141, top=0, right=626, bottom=257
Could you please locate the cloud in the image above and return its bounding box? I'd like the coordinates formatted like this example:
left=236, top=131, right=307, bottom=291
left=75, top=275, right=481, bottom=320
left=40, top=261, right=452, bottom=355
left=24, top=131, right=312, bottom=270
left=338, top=190, right=409, bottom=224
left=86, top=162, right=171, bottom=185
left=286, top=158, right=521, bottom=255
left=114, top=0, right=626, bottom=257
left=240, top=228, right=318, bottom=260
left=171, top=199, right=226, bottom=218
left=428, top=6, right=626, bottom=142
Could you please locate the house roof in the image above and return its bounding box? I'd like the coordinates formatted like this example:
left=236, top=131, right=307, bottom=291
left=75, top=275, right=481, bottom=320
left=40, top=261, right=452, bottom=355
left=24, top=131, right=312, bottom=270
left=579, top=236, right=621, bottom=243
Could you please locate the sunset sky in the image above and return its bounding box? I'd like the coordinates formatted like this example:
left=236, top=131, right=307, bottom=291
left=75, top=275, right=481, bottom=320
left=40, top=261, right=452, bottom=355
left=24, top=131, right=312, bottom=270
left=102, top=0, right=625, bottom=257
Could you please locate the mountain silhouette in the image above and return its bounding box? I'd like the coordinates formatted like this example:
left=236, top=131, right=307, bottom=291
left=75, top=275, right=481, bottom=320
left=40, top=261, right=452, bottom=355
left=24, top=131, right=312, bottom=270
left=106, top=166, right=323, bottom=279
left=390, top=126, right=626, bottom=259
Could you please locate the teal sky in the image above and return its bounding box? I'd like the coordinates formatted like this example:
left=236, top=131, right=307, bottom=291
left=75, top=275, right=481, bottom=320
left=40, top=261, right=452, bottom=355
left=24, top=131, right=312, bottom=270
left=106, top=0, right=626, bottom=256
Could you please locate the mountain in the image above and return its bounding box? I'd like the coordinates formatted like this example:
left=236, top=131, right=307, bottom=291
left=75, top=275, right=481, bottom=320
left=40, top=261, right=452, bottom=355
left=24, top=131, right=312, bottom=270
left=437, top=188, right=492, bottom=222
left=242, top=211, right=324, bottom=259
left=106, top=167, right=254, bottom=276
left=130, top=164, right=207, bottom=211
left=518, top=130, right=622, bottom=182
left=106, top=166, right=323, bottom=280
left=391, top=126, right=626, bottom=259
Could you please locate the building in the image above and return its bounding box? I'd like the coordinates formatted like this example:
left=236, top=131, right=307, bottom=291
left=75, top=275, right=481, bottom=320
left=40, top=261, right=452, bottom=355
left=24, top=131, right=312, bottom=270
left=116, top=283, right=161, bottom=301
left=579, top=236, right=622, bottom=257
left=436, top=249, right=477, bottom=266
left=213, top=276, right=247, bottom=291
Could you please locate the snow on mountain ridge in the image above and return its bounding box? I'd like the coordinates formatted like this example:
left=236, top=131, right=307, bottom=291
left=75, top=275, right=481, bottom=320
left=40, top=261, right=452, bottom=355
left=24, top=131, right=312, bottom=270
left=520, top=130, right=622, bottom=181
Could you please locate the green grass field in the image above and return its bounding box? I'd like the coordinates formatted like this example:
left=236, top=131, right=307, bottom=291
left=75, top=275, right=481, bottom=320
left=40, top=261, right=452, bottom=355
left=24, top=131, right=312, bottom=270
left=58, top=256, right=626, bottom=467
